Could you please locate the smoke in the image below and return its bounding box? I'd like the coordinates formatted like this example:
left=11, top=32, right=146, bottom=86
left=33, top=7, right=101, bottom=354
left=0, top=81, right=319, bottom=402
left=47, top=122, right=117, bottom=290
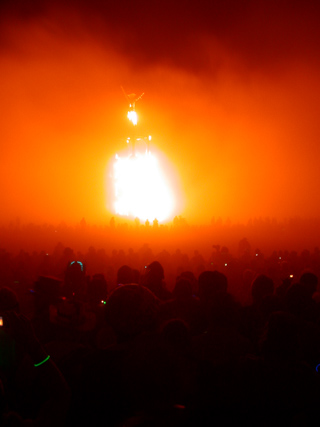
left=1, top=1, right=320, bottom=224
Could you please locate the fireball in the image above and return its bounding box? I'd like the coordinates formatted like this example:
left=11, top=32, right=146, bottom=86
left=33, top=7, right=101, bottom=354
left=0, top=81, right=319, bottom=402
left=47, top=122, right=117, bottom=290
left=113, top=150, right=175, bottom=222
left=109, top=89, right=178, bottom=222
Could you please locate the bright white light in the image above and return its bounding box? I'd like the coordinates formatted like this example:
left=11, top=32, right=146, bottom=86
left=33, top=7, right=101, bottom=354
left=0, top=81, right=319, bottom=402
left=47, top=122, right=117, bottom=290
left=113, top=151, right=175, bottom=222
left=127, top=111, right=138, bottom=126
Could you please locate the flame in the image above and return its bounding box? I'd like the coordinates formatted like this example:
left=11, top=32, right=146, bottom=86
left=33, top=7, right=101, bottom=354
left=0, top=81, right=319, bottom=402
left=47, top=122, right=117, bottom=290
left=127, top=110, right=138, bottom=126
left=113, top=151, right=175, bottom=222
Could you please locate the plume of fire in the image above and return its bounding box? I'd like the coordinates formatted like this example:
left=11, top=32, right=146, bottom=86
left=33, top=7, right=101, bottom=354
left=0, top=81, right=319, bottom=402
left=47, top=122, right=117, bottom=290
left=113, top=151, right=174, bottom=222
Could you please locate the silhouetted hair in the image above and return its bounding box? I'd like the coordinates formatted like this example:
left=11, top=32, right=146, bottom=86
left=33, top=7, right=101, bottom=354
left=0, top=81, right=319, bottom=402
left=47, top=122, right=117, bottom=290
left=173, top=278, right=192, bottom=300
left=105, top=284, right=159, bottom=340
left=285, top=283, right=310, bottom=317
left=299, top=271, right=318, bottom=297
left=198, top=270, right=227, bottom=299
left=0, top=287, right=19, bottom=312
left=146, top=261, right=164, bottom=281
left=251, top=274, right=274, bottom=303
left=117, top=265, right=133, bottom=285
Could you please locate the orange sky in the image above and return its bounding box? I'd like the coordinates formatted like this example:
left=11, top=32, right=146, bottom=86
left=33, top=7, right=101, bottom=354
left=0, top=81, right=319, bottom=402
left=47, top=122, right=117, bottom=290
left=1, top=1, right=320, bottom=225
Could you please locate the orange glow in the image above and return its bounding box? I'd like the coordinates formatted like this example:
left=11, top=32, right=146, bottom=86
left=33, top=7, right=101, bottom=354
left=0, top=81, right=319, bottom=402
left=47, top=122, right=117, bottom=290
left=0, top=5, right=320, bottom=227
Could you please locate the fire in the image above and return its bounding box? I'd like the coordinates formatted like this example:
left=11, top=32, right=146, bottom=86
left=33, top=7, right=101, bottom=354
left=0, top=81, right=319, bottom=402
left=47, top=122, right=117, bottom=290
left=127, top=110, right=138, bottom=126
left=108, top=88, right=180, bottom=222
left=113, top=151, right=175, bottom=222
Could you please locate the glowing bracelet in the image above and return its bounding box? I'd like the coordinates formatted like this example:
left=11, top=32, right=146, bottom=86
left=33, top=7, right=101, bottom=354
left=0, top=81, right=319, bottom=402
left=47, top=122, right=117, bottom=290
left=34, top=355, right=50, bottom=367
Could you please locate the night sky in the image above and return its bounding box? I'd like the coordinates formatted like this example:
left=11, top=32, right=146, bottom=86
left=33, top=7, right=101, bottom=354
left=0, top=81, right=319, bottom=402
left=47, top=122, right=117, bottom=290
left=1, top=0, right=320, bottom=224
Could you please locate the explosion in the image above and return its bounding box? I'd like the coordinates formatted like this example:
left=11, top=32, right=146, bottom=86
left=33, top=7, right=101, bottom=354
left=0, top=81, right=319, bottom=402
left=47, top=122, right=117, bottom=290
left=113, top=150, right=175, bottom=222
left=109, top=88, right=178, bottom=222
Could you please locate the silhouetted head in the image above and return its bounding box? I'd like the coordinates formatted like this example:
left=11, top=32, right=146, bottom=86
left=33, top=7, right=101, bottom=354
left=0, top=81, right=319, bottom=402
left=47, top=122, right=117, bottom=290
left=34, top=275, right=62, bottom=301
left=145, top=261, right=164, bottom=282
left=89, top=274, right=108, bottom=303
left=32, top=276, right=62, bottom=316
left=178, top=271, right=198, bottom=295
left=173, top=278, right=192, bottom=300
left=207, top=292, right=240, bottom=328
left=0, top=287, right=19, bottom=312
left=198, top=270, right=228, bottom=301
left=143, top=261, right=164, bottom=290
left=242, top=269, right=255, bottom=285
left=251, top=274, right=274, bottom=304
left=64, top=261, right=86, bottom=297
left=178, top=271, right=196, bottom=282
left=63, top=247, right=74, bottom=259
left=299, top=271, right=318, bottom=297
left=117, top=265, right=133, bottom=285
left=105, top=284, right=159, bottom=341
left=285, top=283, right=311, bottom=318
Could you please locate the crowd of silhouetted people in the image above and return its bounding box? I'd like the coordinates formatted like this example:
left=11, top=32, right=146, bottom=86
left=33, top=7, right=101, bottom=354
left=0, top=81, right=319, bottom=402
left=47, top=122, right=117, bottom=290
left=1, top=236, right=320, bottom=425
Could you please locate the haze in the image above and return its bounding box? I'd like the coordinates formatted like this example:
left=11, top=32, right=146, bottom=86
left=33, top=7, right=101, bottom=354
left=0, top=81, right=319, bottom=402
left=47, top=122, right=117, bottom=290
left=1, top=0, right=320, bottom=226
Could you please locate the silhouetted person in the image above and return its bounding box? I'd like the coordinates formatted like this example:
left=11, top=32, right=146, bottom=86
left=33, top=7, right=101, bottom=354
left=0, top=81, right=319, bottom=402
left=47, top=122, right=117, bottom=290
left=239, top=311, right=320, bottom=425
left=63, top=260, right=86, bottom=300
left=198, top=270, right=228, bottom=302
left=0, top=312, right=70, bottom=426
left=0, top=287, right=19, bottom=312
left=177, top=271, right=198, bottom=296
left=116, top=264, right=134, bottom=285
left=105, top=283, right=160, bottom=342
left=77, top=284, right=161, bottom=425
left=251, top=274, right=274, bottom=305
left=240, top=274, right=280, bottom=349
left=160, top=278, right=202, bottom=335
left=285, top=282, right=319, bottom=322
left=31, top=276, right=62, bottom=343
left=161, top=318, right=191, bottom=351
left=300, top=271, right=318, bottom=298
left=197, top=270, right=229, bottom=333
left=143, top=261, right=172, bottom=301
left=87, top=273, right=108, bottom=304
